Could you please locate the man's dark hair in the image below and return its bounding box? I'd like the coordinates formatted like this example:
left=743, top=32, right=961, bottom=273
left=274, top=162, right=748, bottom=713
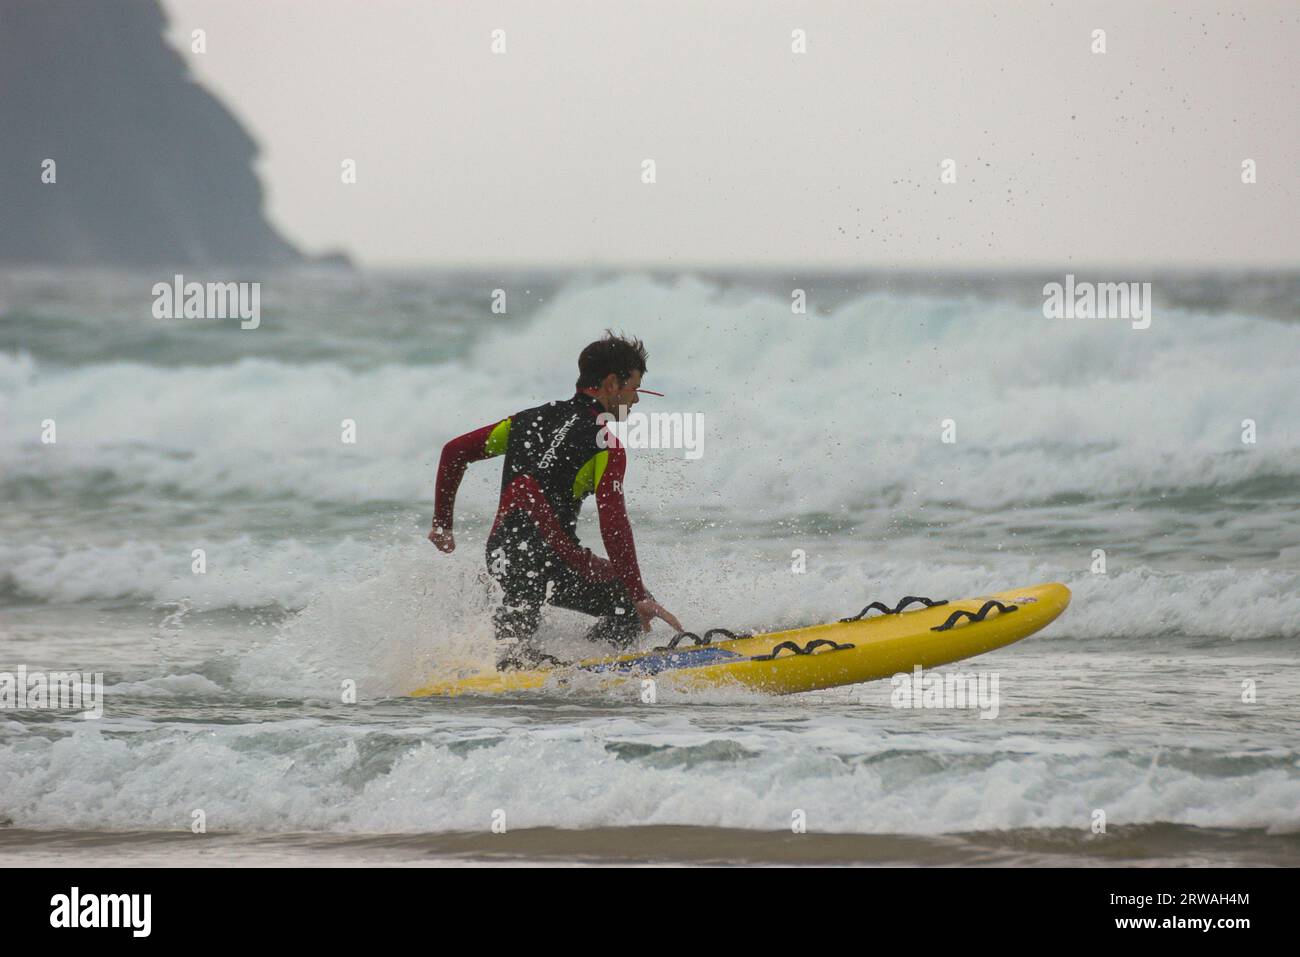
left=575, top=330, right=648, bottom=390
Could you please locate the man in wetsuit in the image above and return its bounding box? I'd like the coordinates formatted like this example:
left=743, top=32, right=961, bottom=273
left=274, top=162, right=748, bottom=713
left=429, top=332, right=682, bottom=670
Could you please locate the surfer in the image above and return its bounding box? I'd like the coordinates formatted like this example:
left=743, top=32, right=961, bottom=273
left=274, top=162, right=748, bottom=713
left=429, top=331, right=682, bottom=670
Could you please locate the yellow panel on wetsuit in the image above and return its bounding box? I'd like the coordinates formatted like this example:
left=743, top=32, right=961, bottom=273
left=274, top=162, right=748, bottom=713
left=484, top=418, right=511, bottom=456
left=571, top=449, right=610, bottom=500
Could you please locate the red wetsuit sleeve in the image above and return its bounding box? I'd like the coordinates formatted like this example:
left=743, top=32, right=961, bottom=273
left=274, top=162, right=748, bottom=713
left=433, top=420, right=506, bottom=531
left=595, top=445, right=651, bottom=602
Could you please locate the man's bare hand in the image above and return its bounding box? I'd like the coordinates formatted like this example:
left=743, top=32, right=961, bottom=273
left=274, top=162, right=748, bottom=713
left=428, top=526, right=455, bottom=553
left=635, top=599, right=682, bottom=633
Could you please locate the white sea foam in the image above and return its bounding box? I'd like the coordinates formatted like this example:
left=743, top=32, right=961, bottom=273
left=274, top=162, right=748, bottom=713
left=1, top=714, right=1296, bottom=835
left=2, top=276, right=1295, bottom=510
left=3, top=529, right=1295, bottom=681
left=0, top=536, right=375, bottom=608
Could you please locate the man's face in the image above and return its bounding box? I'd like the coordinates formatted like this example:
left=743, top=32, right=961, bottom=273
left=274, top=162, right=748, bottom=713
left=602, top=369, right=641, bottom=421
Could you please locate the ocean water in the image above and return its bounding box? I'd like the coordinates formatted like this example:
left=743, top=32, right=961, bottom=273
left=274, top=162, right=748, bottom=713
left=1, top=268, right=1297, bottom=866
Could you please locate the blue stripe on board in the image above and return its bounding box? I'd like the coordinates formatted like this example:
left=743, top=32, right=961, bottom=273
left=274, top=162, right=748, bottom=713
left=579, top=646, right=746, bottom=675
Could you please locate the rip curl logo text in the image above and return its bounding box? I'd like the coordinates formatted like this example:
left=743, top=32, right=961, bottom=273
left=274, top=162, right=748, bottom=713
left=49, top=887, right=151, bottom=937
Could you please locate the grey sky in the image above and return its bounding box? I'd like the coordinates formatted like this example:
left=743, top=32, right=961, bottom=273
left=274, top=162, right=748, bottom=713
left=162, top=0, right=1299, bottom=269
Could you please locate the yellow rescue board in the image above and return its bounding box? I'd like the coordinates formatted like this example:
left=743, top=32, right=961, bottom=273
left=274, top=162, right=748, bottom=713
left=408, top=582, right=1070, bottom=698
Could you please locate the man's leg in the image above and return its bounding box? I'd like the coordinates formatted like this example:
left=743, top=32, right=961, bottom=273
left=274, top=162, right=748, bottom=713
left=487, top=522, right=547, bottom=670
left=580, top=605, right=643, bottom=650
left=488, top=520, right=643, bottom=662
left=547, top=564, right=643, bottom=651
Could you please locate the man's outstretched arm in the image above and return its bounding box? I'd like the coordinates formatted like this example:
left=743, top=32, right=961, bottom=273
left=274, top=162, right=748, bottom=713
left=594, top=445, right=681, bottom=632
left=430, top=418, right=510, bottom=551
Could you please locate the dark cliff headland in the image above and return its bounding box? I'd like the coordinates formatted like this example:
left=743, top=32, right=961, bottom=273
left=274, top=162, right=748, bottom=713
left=0, top=0, right=335, bottom=269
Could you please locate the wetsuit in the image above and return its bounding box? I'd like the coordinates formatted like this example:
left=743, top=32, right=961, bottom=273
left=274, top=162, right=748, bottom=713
left=434, top=392, right=650, bottom=663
